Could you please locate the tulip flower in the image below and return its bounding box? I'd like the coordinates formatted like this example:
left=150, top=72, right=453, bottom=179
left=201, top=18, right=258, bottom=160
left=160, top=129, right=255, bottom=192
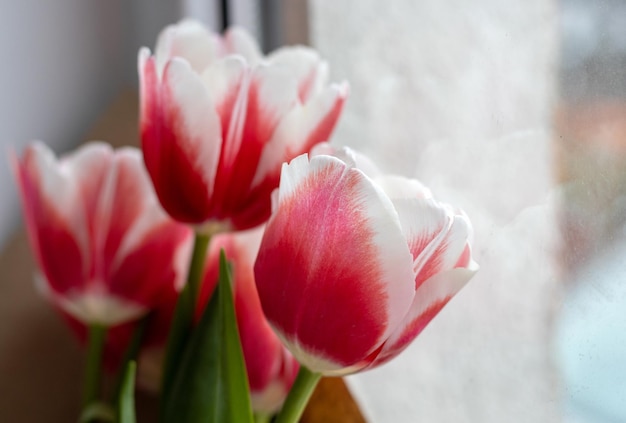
left=138, top=19, right=348, bottom=231
left=254, top=149, right=478, bottom=377
left=198, top=228, right=299, bottom=414
left=12, top=142, right=193, bottom=327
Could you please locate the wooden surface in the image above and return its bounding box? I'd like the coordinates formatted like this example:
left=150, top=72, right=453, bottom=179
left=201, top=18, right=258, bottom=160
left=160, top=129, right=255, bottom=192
left=0, top=90, right=365, bottom=422
left=302, top=377, right=367, bottom=423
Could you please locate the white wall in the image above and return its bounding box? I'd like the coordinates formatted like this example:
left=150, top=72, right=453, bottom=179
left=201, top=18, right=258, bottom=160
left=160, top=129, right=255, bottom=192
left=124, top=0, right=186, bottom=84
left=0, top=0, right=124, bottom=246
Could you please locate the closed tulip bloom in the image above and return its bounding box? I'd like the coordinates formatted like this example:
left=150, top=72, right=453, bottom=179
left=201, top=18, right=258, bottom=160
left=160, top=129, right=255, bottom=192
left=198, top=229, right=299, bottom=413
left=12, top=142, right=193, bottom=327
left=139, top=20, right=348, bottom=231
left=254, top=150, right=478, bottom=375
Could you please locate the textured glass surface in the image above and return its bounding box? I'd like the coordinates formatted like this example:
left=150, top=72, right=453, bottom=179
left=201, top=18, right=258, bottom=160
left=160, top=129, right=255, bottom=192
left=310, top=1, right=626, bottom=422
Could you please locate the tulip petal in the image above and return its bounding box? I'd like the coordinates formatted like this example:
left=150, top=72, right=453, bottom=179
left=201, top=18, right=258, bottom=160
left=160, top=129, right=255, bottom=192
left=12, top=143, right=88, bottom=295
left=368, top=264, right=477, bottom=367
left=267, top=47, right=328, bottom=102
left=99, top=149, right=192, bottom=296
left=162, top=58, right=223, bottom=193
left=375, top=174, right=433, bottom=200
left=62, top=143, right=114, bottom=239
left=415, top=210, right=474, bottom=287
left=138, top=49, right=161, bottom=184
left=392, top=196, right=472, bottom=289
left=141, top=56, right=222, bottom=223
left=93, top=149, right=153, bottom=274
left=255, top=154, right=415, bottom=373
left=222, top=26, right=263, bottom=64
left=217, top=64, right=300, bottom=214
left=36, top=273, right=146, bottom=326
left=108, top=220, right=192, bottom=308
left=229, top=231, right=295, bottom=406
left=155, top=19, right=220, bottom=74
left=249, top=82, right=348, bottom=191
left=63, top=142, right=121, bottom=283
left=200, top=56, right=248, bottom=177
left=58, top=291, right=146, bottom=327
left=311, top=144, right=382, bottom=179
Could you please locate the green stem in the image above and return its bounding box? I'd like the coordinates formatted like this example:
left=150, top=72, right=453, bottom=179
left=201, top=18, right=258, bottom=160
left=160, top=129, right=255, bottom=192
left=112, top=314, right=150, bottom=404
left=274, top=367, right=321, bottom=423
left=160, top=232, right=211, bottom=409
left=117, top=361, right=137, bottom=423
left=187, top=232, right=211, bottom=305
left=254, top=412, right=272, bottom=423
left=83, top=324, right=107, bottom=407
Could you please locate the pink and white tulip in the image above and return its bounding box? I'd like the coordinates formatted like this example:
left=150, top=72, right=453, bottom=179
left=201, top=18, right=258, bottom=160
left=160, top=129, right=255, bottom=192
left=198, top=229, right=299, bottom=413
left=254, top=148, right=478, bottom=375
left=139, top=20, right=348, bottom=231
left=12, top=142, right=193, bottom=327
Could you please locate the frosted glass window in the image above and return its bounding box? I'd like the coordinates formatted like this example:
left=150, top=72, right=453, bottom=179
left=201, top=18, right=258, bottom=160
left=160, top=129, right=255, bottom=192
left=309, top=0, right=626, bottom=422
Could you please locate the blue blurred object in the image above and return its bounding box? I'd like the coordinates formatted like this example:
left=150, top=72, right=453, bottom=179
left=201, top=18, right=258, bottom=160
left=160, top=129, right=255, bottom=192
left=555, top=240, right=626, bottom=423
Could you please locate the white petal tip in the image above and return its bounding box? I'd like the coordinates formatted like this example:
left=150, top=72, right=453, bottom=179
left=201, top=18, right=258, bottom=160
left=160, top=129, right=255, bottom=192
left=333, top=81, right=350, bottom=97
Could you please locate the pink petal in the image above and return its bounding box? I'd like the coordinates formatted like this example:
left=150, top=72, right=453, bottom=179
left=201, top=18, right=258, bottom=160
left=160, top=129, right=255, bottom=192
left=214, top=64, right=299, bottom=219
left=95, top=148, right=193, bottom=296
left=251, top=83, right=347, bottom=190
left=374, top=175, right=433, bottom=200
left=222, top=26, right=263, bottom=64
left=154, top=19, right=220, bottom=74
left=199, top=56, right=248, bottom=202
left=94, top=148, right=153, bottom=276
left=50, top=287, right=146, bottom=327
left=392, top=196, right=472, bottom=289
left=368, top=265, right=477, bottom=368
left=200, top=56, right=247, bottom=126
left=414, top=210, right=473, bottom=288
left=267, top=46, right=327, bottom=102
left=61, top=142, right=114, bottom=242
left=311, top=143, right=382, bottom=179
left=107, top=220, right=192, bottom=308
left=138, top=48, right=159, bottom=144
left=12, top=144, right=88, bottom=295
left=140, top=55, right=222, bottom=224
left=231, top=234, right=285, bottom=392
left=138, top=48, right=165, bottom=187
left=255, top=154, right=414, bottom=374
left=248, top=82, right=348, bottom=196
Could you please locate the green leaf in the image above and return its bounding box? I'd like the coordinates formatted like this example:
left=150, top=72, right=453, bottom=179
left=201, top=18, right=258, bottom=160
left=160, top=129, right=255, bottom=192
left=161, top=249, right=254, bottom=423
left=78, top=402, right=115, bottom=423
left=160, top=232, right=211, bottom=404
left=112, top=315, right=149, bottom=404
left=160, top=277, right=194, bottom=400
left=118, top=361, right=137, bottom=423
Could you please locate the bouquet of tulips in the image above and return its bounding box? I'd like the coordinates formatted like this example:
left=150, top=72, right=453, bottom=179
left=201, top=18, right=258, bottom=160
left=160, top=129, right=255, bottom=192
left=11, top=20, right=478, bottom=423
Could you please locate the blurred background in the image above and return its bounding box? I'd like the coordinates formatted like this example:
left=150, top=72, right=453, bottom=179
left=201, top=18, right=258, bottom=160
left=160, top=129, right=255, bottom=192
left=1, top=0, right=625, bottom=421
